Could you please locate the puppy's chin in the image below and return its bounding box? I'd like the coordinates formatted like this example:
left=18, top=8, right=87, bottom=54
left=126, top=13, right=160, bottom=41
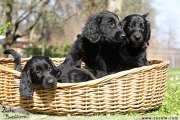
left=111, top=39, right=123, bottom=43
left=103, top=36, right=125, bottom=44
left=40, top=84, right=56, bottom=89
left=132, top=43, right=141, bottom=47
left=130, top=42, right=143, bottom=48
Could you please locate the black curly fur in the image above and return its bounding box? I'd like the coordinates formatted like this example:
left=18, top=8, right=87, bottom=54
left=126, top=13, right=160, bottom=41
left=58, top=11, right=126, bottom=79
left=19, top=56, right=58, bottom=99
left=117, top=13, right=151, bottom=71
left=3, top=49, right=58, bottom=99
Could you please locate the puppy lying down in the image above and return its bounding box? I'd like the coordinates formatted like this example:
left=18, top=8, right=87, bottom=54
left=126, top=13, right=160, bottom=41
left=4, top=49, right=95, bottom=99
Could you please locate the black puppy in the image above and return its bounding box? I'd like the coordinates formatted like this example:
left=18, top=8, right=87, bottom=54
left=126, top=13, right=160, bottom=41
left=57, top=65, right=96, bottom=83
left=58, top=11, right=126, bottom=79
left=4, top=49, right=95, bottom=91
left=117, top=13, right=151, bottom=70
left=4, top=49, right=57, bottom=99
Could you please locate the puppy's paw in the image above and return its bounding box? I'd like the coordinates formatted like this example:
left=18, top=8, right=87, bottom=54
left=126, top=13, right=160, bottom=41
left=20, top=91, right=33, bottom=100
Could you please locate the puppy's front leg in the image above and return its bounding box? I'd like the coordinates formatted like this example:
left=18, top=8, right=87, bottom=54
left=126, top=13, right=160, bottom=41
left=94, top=55, right=108, bottom=78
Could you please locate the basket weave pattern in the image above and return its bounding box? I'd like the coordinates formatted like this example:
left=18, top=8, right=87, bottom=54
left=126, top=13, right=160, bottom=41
left=0, top=58, right=169, bottom=115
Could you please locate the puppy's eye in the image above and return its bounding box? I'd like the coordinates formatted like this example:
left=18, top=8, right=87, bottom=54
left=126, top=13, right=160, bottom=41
left=140, top=24, right=145, bottom=31
left=48, top=66, right=52, bottom=72
left=35, top=67, right=42, bottom=75
left=36, top=70, right=42, bottom=75
left=108, top=21, right=115, bottom=28
left=141, top=26, right=145, bottom=31
left=128, top=25, right=134, bottom=29
left=56, top=71, right=61, bottom=78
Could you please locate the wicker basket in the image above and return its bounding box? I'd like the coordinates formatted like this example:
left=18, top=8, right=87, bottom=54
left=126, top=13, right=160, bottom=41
left=0, top=58, right=169, bottom=115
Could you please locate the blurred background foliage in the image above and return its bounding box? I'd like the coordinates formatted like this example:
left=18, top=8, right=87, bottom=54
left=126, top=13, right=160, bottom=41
left=0, top=0, right=155, bottom=57
left=0, top=23, right=11, bottom=35
left=0, top=0, right=154, bottom=49
left=0, top=0, right=179, bottom=67
left=23, top=42, right=71, bottom=57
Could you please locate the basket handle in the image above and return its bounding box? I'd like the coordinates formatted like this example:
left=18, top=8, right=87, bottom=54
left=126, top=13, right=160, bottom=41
left=0, top=64, right=21, bottom=77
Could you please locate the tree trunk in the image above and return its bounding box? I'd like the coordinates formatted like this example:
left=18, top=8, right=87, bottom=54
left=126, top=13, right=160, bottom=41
left=4, top=0, right=14, bottom=50
left=107, top=0, right=122, bottom=16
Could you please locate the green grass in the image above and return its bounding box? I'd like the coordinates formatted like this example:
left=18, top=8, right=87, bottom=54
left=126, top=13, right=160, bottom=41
left=0, top=68, right=180, bottom=120
left=145, top=68, right=180, bottom=116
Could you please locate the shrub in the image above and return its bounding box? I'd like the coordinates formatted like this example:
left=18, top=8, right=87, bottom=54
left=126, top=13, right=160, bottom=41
left=23, top=42, right=71, bottom=58
left=0, top=23, right=11, bottom=35
left=0, top=23, right=11, bottom=56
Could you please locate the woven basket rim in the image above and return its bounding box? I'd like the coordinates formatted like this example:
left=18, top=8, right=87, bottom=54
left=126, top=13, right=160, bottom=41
left=0, top=57, right=169, bottom=88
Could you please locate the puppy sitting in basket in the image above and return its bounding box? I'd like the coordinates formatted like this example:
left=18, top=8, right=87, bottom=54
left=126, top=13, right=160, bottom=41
left=57, top=11, right=126, bottom=79
left=116, top=13, right=151, bottom=71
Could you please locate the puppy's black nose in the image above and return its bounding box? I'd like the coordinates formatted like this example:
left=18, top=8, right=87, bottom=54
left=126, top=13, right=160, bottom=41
left=134, top=35, right=141, bottom=41
left=120, top=33, right=126, bottom=39
left=48, top=79, right=55, bottom=84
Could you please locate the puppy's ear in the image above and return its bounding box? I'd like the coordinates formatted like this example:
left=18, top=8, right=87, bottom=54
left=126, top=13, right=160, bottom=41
left=47, top=57, right=56, bottom=68
left=82, top=15, right=102, bottom=43
left=47, top=57, right=58, bottom=76
left=142, top=13, right=149, bottom=18
left=122, top=19, right=127, bottom=28
left=142, top=13, right=151, bottom=45
left=145, top=21, right=151, bottom=46
left=19, top=69, right=33, bottom=99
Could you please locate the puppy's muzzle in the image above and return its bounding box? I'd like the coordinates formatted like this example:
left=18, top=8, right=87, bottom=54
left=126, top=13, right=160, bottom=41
left=42, top=77, right=57, bottom=89
left=131, top=32, right=143, bottom=42
left=130, top=32, right=143, bottom=46
left=120, top=33, right=126, bottom=40
left=113, top=32, right=126, bottom=43
left=117, top=31, right=126, bottom=39
left=48, top=78, right=56, bottom=85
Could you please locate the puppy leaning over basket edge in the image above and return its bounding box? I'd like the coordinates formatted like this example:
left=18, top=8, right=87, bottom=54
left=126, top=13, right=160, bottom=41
left=3, top=49, right=96, bottom=99
left=4, top=49, right=58, bottom=99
